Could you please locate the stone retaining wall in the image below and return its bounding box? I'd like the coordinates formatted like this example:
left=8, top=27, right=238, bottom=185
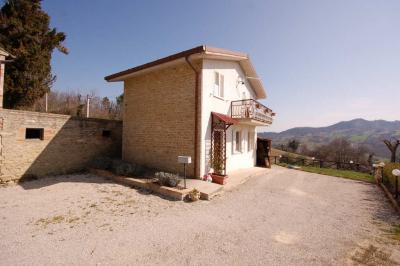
left=0, top=109, right=122, bottom=183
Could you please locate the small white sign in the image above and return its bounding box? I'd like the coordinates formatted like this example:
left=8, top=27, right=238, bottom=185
left=392, top=169, right=400, bottom=177
left=178, top=156, right=191, bottom=164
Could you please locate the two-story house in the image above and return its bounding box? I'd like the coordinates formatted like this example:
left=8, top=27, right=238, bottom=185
left=105, top=45, right=274, bottom=180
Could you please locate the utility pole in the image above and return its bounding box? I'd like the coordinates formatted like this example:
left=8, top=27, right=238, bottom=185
left=86, top=95, right=90, bottom=118
left=45, top=93, right=48, bottom=112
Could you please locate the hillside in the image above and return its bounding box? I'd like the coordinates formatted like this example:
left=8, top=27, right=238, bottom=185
left=259, top=119, right=400, bottom=159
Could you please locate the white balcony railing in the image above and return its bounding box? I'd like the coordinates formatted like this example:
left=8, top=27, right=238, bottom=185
left=231, top=99, right=274, bottom=124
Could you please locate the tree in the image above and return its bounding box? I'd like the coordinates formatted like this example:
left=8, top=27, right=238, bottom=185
left=287, top=139, right=300, bottom=153
left=29, top=90, right=123, bottom=120
left=367, top=153, right=374, bottom=166
left=116, top=93, right=123, bottom=106
left=310, top=138, right=370, bottom=165
left=279, top=144, right=286, bottom=151
left=383, top=138, right=400, bottom=163
left=101, top=97, right=111, bottom=112
left=0, top=0, right=68, bottom=108
left=299, top=143, right=311, bottom=156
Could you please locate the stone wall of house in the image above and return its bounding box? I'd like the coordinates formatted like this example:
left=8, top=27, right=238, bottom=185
left=123, top=60, right=201, bottom=177
left=0, top=109, right=122, bottom=183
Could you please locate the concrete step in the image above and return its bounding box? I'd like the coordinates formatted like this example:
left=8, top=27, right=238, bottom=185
left=184, top=179, right=223, bottom=200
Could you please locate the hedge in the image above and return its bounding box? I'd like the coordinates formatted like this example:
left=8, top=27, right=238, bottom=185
left=383, top=162, right=400, bottom=191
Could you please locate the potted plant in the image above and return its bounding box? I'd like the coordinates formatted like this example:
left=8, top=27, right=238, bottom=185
left=210, top=157, right=228, bottom=185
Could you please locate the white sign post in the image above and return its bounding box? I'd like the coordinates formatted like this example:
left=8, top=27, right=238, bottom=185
left=178, top=156, right=192, bottom=189
left=392, top=169, right=400, bottom=199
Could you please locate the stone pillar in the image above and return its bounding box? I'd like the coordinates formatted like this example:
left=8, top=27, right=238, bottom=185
left=0, top=54, right=4, bottom=108
left=372, top=162, right=385, bottom=184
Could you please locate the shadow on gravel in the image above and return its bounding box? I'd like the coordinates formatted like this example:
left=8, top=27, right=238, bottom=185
left=17, top=174, right=116, bottom=190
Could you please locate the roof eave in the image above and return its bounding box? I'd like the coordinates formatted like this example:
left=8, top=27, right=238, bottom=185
left=104, top=45, right=268, bottom=99
left=239, top=58, right=267, bottom=99
left=105, top=45, right=206, bottom=82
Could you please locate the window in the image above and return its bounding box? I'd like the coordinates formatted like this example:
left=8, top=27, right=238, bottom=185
left=102, top=130, right=111, bottom=138
left=213, top=72, right=224, bottom=98
left=234, top=130, right=242, bottom=153
left=25, top=128, right=44, bottom=140
left=248, top=131, right=254, bottom=151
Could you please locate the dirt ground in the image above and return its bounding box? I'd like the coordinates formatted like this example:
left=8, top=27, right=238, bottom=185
left=0, top=166, right=399, bottom=265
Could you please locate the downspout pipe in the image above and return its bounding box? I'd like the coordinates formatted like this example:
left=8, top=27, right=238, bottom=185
left=185, top=55, right=200, bottom=178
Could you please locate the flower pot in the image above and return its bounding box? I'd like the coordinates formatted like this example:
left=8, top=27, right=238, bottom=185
left=211, top=173, right=228, bottom=185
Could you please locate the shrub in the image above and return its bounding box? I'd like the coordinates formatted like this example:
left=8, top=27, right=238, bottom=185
left=112, top=159, right=136, bottom=176
left=90, top=156, right=113, bottom=170
left=155, top=172, right=181, bottom=187
left=91, top=157, right=150, bottom=177
left=383, top=162, right=400, bottom=190
left=134, top=164, right=146, bottom=176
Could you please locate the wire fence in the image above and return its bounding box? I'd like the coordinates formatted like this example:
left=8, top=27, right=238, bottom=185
left=270, top=155, right=372, bottom=173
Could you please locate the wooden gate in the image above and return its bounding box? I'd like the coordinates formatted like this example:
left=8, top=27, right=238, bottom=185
left=257, top=138, right=271, bottom=168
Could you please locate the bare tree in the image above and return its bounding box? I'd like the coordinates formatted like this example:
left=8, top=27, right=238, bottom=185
left=27, top=90, right=123, bottom=120
left=287, top=139, right=300, bottom=153
left=383, top=138, right=400, bottom=163
left=309, top=138, right=370, bottom=164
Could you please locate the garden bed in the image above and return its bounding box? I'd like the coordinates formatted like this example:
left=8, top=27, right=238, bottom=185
left=89, top=169, right=193, bottom=201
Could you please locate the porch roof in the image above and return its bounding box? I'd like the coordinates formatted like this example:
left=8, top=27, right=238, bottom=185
left=212, top=112, right=238, bottom=125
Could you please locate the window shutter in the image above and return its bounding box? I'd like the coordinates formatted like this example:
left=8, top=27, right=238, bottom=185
left=214, top=72, right=219, bottom=85
left=214, top=72, right=219, bottom=96
left=248, top=131, right=253, bottom=151
left=220, top=74, right=224, bottom=98
left=247, top=131, right=250, bottom=151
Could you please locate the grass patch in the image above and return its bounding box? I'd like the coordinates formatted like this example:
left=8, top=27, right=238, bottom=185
left=278, top=163, right=375, bottom=183
left=35, top=215, right=65, bottom=226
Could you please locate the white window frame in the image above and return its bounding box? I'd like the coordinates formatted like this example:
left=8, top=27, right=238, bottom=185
left=233, top=129, right=242, bottom=153
left=213, top=71, right=224, bottom=99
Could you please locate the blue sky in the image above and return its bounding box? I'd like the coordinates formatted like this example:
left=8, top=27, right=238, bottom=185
left=40, top=0, right=400, bottom=132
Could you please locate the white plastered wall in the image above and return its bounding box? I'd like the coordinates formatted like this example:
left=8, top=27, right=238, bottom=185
left=199, top=59, right=258, bottom=177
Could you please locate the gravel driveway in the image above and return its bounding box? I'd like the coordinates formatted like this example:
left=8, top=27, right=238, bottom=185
left=0, top=166, right=399, bottom=265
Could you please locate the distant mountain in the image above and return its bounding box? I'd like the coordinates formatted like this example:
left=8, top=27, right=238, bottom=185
left=259, top=119, right=400, bottom=159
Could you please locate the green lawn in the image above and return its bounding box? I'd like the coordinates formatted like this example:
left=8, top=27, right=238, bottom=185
left=278, top=163, right=375, bottom=183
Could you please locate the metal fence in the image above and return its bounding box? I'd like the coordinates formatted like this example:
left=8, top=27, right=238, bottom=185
left=270, top=155, right=371, bottom=173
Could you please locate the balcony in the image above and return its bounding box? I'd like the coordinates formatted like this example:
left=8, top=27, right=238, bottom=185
left=231, top=99, right=274, bottom=126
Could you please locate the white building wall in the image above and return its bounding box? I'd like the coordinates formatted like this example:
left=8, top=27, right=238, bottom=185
left=199, top=59, right=258, bottom=177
